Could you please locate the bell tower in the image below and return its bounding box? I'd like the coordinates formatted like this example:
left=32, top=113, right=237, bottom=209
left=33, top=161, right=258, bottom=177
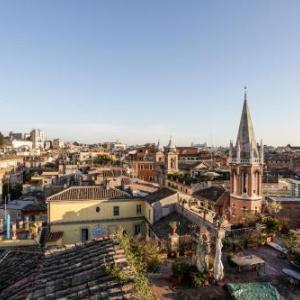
left=165, top=137, right=178, bottom=174
left=155, top=139, right=165, bottom=163
left=229, top=88, right=264, bottom=224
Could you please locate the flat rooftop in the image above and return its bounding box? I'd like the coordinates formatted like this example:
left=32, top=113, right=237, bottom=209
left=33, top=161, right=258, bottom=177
left=269, top=196, right=300, bottom=202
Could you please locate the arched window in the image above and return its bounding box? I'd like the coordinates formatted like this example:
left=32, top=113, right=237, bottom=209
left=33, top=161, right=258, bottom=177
left=232, top=171, right=237, bottom=193
left=243, top=172, right=247, bottom=193
left=256, top=172, right=260, bottom=195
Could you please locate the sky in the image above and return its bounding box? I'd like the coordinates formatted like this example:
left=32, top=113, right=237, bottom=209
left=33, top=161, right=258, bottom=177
left=0, top=1, right=299, bottom=146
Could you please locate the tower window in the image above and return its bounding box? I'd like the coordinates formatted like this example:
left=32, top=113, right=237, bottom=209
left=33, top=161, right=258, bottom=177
left=243, top=173, right=247, bottom=193
left=113, top=206, right=120, bottom=216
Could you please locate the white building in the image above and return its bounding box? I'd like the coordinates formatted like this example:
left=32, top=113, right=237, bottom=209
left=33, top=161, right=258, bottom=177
left=288, top=179, right=300, bottom=197
left=30, top=129, right=45, bottom=149
left=12, top=139, right=33, bottom=150
left=53, top=138, right=64, bottom=149
left=44, top=140, right=52, bottom=150
left=104, top=141, right=127, bottom=151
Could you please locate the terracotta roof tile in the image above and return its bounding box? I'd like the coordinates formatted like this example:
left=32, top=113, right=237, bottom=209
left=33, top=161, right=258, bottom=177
left=0, top=238, right=134, bottom=300
left=47, top=186, right=130, bottom=201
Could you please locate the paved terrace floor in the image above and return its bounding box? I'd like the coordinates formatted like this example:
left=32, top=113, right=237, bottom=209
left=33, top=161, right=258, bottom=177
left=150, top=245, right=300, bottom=300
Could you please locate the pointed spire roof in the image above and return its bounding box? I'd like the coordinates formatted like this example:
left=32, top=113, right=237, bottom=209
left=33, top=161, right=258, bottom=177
left=156, top=139, right=163, bottom=151
left=166, top=136, right=176, bottom=152
left=235, top=87, right=259, bottom=159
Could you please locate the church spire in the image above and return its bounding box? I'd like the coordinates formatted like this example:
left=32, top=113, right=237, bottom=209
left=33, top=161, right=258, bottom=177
left=166, top=136, right=176, bottom=152
left=156, top=139, right=163, bottom=152
left=235, top=88, right=259, bottom=161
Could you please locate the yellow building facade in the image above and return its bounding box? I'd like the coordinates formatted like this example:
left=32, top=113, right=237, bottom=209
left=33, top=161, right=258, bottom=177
left=47, top=186, right=154, bottom=245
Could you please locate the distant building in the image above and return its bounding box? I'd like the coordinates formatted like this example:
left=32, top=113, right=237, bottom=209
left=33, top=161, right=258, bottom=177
left=287, top=144, right=300, bottom=154
left=288, top=179, right=300, bottom=197
left=263, top=178, right=292, bottom=197
left=53, top=138, right=64, bottom=149
left=103, top=141, right=127, bottom=151
left=9, top=131, right=25, bottom=141
left=44, top=140, right=52, bottom=150
left=127, top=138, right=178, bottom=185
left=191, top=142, right=207, bottom=148
left=11, top=139, right=32, bottom=149
left=267, top=196, right=300, bottom=228
left=30, top=129, right=45, bottom=149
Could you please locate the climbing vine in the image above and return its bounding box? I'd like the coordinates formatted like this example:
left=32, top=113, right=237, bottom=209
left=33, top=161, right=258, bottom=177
left=116, top=229, right=157, bottom=300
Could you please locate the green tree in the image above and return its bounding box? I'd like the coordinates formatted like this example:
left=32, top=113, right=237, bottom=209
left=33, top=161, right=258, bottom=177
left=93, top=155, right=113, bottom=165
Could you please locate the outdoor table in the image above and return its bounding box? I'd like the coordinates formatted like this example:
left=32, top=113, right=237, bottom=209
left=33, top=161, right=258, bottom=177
left=232, top=254, right=265, bottom=273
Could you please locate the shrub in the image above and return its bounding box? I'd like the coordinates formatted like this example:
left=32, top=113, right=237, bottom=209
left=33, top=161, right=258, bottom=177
left=191, top=272, right=206, bottom=288
left=263, top=217, right=279, bottom=235
left=222, top=237, right=233, bottom=251
left=172, top=261, right=191, bottom=277
left=172, top=261, right=197, bottom=285
left=116, top=230, right=156, bottom=300
left=131, top=238, right=161, bottom=273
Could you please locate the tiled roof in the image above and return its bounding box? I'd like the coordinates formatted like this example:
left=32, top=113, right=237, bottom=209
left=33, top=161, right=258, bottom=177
left=47, top=186, right=130, bottom=201
left=0, top=250, right=42, bottom=299
left=144, top=188, right=176, bottom=204
left=0, top=238, right=134, bottom=300
left=193, top=186, right=226, bottom=202
left=101, top=169, right=126, bottom=178
left=178, top=161, right=207, bottom=171
left=215, top=190, right=230, bottom=207
left=22, top=202, right=47, bottom=212
left=46, top=231, right=64, bottom=243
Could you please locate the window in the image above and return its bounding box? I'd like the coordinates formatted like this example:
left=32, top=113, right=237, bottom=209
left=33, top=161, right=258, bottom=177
left=136, top=204, right=142, bottom=214
left=134, top=224, right=141, bottom=235
left=243, top=173, right=247, bottom=193
left=113, top=206, right=120, bottom=216
left=81, top=228, right=89, bottom=242
left=96, top=207, right=100, bottom=213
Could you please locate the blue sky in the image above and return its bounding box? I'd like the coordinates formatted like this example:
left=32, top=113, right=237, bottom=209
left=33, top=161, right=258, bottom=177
left=0, top=1, right=299, bottom=146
